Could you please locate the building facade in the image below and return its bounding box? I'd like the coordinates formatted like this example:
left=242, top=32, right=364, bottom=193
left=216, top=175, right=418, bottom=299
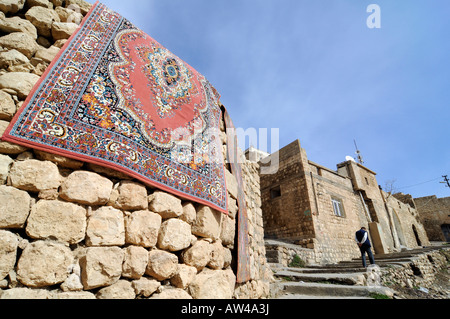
left=414, top=196, right=450, bottom=242
left=256, top=140, right=430, bottom=265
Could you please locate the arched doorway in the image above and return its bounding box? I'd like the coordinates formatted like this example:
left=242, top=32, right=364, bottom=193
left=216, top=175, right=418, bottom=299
left=441, top=224, right=450, bottom=242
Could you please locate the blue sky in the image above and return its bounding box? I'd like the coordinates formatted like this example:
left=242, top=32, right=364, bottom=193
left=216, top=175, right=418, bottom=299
left=85, top=0, right=450, bottom=199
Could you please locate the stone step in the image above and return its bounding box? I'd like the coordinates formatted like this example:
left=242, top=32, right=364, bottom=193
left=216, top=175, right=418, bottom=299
left=344, top=257, right=413, bottom=263
left=279, top=267, right=368, bottom=274
left=281, top=282, right=394, bottom=298
left=275, top=270, right=366, bottom=286
left=321, top=261, right=408, bottom=269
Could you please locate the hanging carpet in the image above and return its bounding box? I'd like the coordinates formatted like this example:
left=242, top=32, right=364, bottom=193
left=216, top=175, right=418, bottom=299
left=2, top=1, right=230, bottom=214
left=2, top=1, right=253, bottom=283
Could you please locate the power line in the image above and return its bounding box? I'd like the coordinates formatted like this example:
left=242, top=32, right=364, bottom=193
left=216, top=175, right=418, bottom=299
left=396, top=177, right=442, bottom=190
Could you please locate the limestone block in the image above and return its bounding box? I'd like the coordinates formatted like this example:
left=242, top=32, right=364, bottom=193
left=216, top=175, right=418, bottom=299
left=9, top=159, right=61, bottom=192
left=34, top=149, right=84, bottom=169
left=150, top=288, right=192, bottom=299
left=52, top=39, right=67, bottom=49
left=146, top=249, right=178, bottom=281
left=132, top=277, right=161, bottom=298
left=86, top=206, right=125, bottom=247
left=0, top=230, right=19, bottom=281
left=25, top=6, right=60, bottom=37
left=80, top=247, right=124, bottom=290
left=0, top=91, right=16, bottom=121
left=38, top=188, right=59, bottom=200
left=223, top=248, right=232, bottom=268
left=125, top=210, right=161, bottom=247
left=17, top=241, right=73, bottom=288
left=0, top=32, right=38, bottom=59
left=65, top=0, right=92, bottom=15
left=0, top=154, right=13, bottom=184
left=60, top=170, right=113, bottom=205
left=34, top=45, right=60, bottom=63
left=111, top=180, right=148, bottom=211
left=0, top=121, right=28, bottom=154
left=96, top=280, right=135, bottom=299
left=228, top=197, right=238, bottom=219
left=25, top=200, right=87, bottom=244
left=148, top=191, right=183, bottom=219
left=54, top=291, right=96, bottom=299
left=225, top=169, right=238, bottom=199
left=157, top=218, right=192, bottom=252
left=0, top=16, right=38, bottom=39
left=50, top=0, right=63, bottom=7
left=220, top=215, right=236, bottom=246
left=87, top=162, right=133, bottom=180
left=0, top=71, right=40, bottom=99
left=60, top=273, right=83, bottom=292
left=170, top=264, right=197, bottom=289
left=27, top=0, right=53, bottom=9
left=31, top=61, right=48, bottom=76
left=0, top=0, right=25, bottom=14
left=6, top=60, right=34, bottom=72
left=192, top=205, right=222, bottom=240
left=188, top=268, right=236, bottom=299
left=0, top=288, right=51, bottom=299
left=208, top=240, right=225, bottom=270
left=180, top=202, right=196, bottom=225
left=55, top=6, right=83, bottom=24
left=181, top=240, right=212, bottom=271
left=0, top=185, right=31, bottom=228
left=51, top=21, right=78, bottom=40
left=122, top=246, right=148, bottom=280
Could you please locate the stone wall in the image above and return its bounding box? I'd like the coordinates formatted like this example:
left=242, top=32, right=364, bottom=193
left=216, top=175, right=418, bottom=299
left=234, top=155, right=273, bottom=298
left=381, top=249, right=449, bottom=292
left=260, top=140, right=315, bottom=241
left=385, top=192, right=430, bottom=249
left=265, top=239, right=316, bottom=267
left=415, top=196, right=450, bottom=242
left=0, top=0, right=270, bottom=299
left=307, top=161, right=367, bottom=264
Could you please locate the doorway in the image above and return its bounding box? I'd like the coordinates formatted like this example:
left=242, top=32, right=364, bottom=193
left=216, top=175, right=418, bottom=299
left=412, top=225, right=422, bottom=247
left=441, top=224, right=450, bottom=242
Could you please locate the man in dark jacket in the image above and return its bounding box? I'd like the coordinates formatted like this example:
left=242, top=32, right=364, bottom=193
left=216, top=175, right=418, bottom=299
left=355, top=227, right=375, bottom=268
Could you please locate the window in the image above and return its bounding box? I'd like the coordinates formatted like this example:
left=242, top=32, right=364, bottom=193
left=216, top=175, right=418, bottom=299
left=331, top=197, right=345, bottom=217
left=270, top=186, right=281, bottom=199
left=365, top=177, right=369, bottom=185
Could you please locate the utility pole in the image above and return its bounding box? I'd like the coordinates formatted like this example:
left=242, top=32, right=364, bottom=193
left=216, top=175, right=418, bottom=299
left=441, top=175, right=450, bottom=188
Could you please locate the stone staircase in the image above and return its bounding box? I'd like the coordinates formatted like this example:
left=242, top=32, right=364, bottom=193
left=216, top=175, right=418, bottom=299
left=270, top=264, right=392, bottom=299
left=267, top=243, right=449, bottom=299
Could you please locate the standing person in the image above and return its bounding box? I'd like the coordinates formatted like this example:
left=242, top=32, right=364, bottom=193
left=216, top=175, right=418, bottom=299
left=355, top=227, right=375, bottom=268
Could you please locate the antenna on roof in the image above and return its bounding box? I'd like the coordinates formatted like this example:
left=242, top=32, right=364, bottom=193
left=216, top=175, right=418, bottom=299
left=354, top=139, right=364, bottom=165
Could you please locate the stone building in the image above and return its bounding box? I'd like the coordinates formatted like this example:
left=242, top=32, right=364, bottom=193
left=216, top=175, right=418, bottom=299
left=256, top=140, right=430, bottom=265
left=414, top=196, right=450, bottom=242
